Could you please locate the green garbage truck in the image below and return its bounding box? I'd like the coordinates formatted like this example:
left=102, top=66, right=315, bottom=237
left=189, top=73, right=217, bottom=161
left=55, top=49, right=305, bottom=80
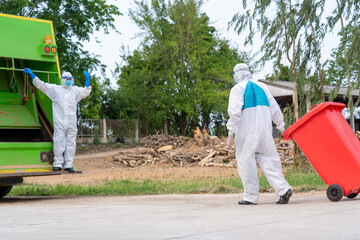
left=0, top=13, right=68, bottom=197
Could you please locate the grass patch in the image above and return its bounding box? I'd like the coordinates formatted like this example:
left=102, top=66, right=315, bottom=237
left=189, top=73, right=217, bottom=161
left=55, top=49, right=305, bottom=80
left=9, top=168, right=327, bottom=197
left=76, top=145, right=88, bottom=151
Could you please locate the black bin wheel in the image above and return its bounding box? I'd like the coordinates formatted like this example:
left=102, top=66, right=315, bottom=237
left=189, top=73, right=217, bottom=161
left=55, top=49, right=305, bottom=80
left=326, top=184, right=343, bottom=202
left=0, top=186, right=13, bottom=198
left=346, top=193, right=358, bottom=199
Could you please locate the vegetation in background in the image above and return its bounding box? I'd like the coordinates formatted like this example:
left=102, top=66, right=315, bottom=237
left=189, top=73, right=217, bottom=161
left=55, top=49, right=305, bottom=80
left=230, top=0, right=360, bottom=164
left=230, top=1, right=360, bottom=124
left=2, top=0, right=360, bottom=137
left=113, top=0, right=250, bottom=136
left=327, top=0, right=360, bottom=129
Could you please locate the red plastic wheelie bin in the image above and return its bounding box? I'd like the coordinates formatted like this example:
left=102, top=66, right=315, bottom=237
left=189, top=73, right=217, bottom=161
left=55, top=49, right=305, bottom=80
left=282, top=102, right=360, bottom=202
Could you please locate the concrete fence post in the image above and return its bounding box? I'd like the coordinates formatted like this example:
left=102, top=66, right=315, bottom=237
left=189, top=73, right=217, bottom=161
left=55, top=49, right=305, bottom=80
left=102, top=119, right=107, bottom=143
left=134, top=120, right=139, bottom=142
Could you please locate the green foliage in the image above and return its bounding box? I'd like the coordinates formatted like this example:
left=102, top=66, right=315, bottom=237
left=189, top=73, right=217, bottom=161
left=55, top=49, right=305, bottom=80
left=117, top=0, right=250, bottom=136
left=327, top=1, right=360, bottom=110
left=230, top=0, right=330, bottom=119
left=231, top=0, right=360, bottom=122
left=266, top=64, right=292, bottom=82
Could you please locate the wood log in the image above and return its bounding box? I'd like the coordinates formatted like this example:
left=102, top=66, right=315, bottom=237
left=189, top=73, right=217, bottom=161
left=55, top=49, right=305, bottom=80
left=192, top=127, right=203, bottom=146
left=202, top=128, right=209, bottom=146
left=198, top=150, right=217, bottom=166
left=158, top=145, right=174, bottom=152
left=129, top=160, right=138, bottom=167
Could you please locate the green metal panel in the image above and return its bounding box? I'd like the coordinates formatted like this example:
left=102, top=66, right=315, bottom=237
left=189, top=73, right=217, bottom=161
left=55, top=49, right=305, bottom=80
left=0, top=14, right=57, bottom=62
left=0, top=14, right=61, bottom=129
left=0, top=142, right=53, bottom=168
left=0, top=104, right=40, bottom=129
left=0, top=14, right=61, bottom=177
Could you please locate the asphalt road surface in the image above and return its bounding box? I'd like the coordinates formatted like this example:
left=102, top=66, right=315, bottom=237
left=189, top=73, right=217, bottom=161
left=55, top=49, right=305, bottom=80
left=1, top=192, right=359, bottom=240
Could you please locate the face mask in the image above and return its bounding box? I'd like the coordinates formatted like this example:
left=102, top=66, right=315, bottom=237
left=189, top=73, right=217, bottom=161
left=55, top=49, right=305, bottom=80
left=65, top=80, right=72, bottom=86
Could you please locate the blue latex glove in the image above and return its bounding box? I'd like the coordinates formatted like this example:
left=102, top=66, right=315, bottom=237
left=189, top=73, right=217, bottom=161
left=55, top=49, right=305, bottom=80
left=24, top=68, right=36, bottom=79
left=83, top=71, right=90, bottom=87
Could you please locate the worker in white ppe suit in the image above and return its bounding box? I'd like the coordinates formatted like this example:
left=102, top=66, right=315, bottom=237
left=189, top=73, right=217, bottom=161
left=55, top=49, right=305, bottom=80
left=226, top=63, right=292, bottom=205
left=24, top=68, right=91, bottom=172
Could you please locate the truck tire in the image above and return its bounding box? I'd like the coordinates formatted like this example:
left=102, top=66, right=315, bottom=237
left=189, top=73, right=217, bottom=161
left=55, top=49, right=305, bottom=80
left=0, top=186, right=13, bottom=198
left=326, top=184, right=343, bottom=202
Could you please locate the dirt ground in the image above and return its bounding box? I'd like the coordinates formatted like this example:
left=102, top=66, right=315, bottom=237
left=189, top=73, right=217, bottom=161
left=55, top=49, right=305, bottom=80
left=25, top=149, right=240, bottom=185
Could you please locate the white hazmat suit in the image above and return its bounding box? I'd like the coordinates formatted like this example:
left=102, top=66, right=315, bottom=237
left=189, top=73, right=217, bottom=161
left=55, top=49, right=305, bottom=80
left=33, top=72, right=91, bottom=169
left=227, top=63, right=292, bottom=204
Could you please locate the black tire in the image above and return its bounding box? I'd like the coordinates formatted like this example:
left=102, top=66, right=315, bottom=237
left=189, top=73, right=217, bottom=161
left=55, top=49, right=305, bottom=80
left=0, top=186, right=13, bottom=198
left=326, top=184, right=343, bottom=202
left=346, top=193, right=358, bottom=199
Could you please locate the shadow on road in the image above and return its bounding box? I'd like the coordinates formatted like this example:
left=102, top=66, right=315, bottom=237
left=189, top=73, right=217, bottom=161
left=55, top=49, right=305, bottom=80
left=0, top=195, right=77, bottom=204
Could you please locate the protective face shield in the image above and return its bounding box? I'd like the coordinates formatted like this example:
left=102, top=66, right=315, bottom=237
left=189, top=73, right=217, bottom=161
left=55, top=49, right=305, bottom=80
left=233, top=63, right=252, bottom=84
left=61, top=72, right=74, bottom=87
left=232, top=71, right=236, bottom=85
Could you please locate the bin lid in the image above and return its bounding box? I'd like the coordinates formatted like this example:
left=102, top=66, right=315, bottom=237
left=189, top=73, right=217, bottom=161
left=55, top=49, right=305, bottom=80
left=282, top=102, right=346, bottom=140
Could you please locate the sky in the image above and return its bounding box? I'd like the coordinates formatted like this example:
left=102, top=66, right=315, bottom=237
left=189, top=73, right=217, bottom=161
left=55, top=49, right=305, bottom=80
left=83, top=0, right=340, bottom=87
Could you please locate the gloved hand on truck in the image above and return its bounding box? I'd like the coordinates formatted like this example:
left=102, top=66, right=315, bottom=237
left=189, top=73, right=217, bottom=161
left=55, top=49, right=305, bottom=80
left=24, top=68, right=37, bottom=79
left=83, top=71, right=90, bottom=87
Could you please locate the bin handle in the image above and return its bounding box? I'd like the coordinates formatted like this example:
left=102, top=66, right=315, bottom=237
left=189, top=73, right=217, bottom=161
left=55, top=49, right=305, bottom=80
left=309, top=104, right=317, bottom=111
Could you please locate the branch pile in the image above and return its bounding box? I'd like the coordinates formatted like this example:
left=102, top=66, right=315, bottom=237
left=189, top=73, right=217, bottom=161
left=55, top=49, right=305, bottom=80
left=106, top=134, right=294, bottom=168
left=106, top=133, right=236, bottom=167
left=275, top=138, right=294, bottom=165
left=356, top=131, right=360, bottom=140
left=139, top=134, right=190, bottom=150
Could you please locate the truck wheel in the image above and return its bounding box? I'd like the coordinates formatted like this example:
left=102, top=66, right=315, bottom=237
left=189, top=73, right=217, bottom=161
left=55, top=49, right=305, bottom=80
left=326, top=184, right=343, bottom=202
left=0, top=186, right=13, bottom=198
left=346, top=193, right=358, bottom=199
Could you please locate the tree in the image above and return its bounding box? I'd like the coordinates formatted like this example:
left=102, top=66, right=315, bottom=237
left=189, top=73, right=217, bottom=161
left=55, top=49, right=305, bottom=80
left=231, top=0, right=334, bottom=119
left=301, top=0, right=327, bottom=101
left=327, top=0, right=360, bottom=131
left=119, top=0, right=249, bottom=136
left=230, top=1, right=332, bottom=165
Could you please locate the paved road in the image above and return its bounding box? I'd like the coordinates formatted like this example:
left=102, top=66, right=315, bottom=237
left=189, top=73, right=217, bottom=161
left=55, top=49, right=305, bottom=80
left=0, top=193, right=359, bottom=240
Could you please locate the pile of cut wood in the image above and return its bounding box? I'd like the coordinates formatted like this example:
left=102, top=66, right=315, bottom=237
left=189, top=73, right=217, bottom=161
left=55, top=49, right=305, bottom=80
left=275, top=138, right=294, bottom=165
left=107, top=134, right=294, bottom=168
left=140, top=134, right=190, bottom=150
left=356, top=131, right=360, bottom=140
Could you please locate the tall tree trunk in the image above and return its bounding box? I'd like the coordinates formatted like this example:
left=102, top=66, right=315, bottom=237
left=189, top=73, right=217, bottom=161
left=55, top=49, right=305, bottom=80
left=145, top=121, right=148, bottom=136
left=309, top=20, right=325, bottom=101
left=216, top=122, right=221, bottom=138
left=336, top=0, right=355, bottom=131
left=164, top=120, right=168, bottom=136
left=176, top=111, right=187, bottom=136
left=285, top=0, right=300, bottom=165
left=201, top=111, right=210, bottom=131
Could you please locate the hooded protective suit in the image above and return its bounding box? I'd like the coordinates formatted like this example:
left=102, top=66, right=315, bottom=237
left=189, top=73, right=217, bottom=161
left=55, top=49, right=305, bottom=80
left=32, top=71, right=91, bottom=169
left=227, top=63, right=292, bottom=203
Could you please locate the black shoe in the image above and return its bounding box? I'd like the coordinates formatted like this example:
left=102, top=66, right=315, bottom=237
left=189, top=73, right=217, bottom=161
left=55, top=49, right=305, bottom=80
left=238, top=200, right=257, bottom=205
left=64, top=167, right=75, bottom=173
left=53, top=167, right=61, bottom=171
left=276, top=189, right=293, bottom=204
